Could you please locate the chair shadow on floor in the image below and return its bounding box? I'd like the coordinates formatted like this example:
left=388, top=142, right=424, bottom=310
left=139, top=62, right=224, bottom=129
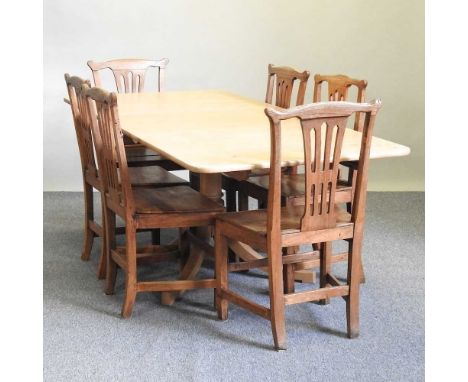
left=227, top=270, right=350, bottom=340
left=173, top=305, right=275, bottom=351
left=288, top=310, right=349, bottom=339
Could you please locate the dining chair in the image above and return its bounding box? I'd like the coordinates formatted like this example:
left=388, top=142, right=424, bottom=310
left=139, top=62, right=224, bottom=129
left=217, top=64, right=310, bottom=213
left=65, top=74, right=188, bottom=278
left=242, top=74, right=368, bottom=207
left=265, top=64, right=310, bottom=108
left=85, top=86, right=225, bottom=317
left=215, top=100, right=382, bottom=350
left=314, top=74, right=368, bottom=210
left=87, top=58, right=183, bottom=170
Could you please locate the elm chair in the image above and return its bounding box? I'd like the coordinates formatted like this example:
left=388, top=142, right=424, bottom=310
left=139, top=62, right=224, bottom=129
left=65, top=74, right=187, bottom=278
left=314, top=74, right=368, bottom=211
left=216, top=64, right=310, bottom=213
left=215, top=100, right=382, bottom=350
left=242, top=74, right=368, bottom=208
left=85, top=86, right=225, bottom=318
left=87, top=58, right=183, bottom=170
left=265, top=64, right=310, bottom=107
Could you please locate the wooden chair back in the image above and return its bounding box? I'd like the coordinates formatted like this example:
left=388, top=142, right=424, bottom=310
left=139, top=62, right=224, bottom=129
left=313, top=74, right=368, bottom=131
left=265, top=64, right=310, bottom=108
left=85, top=87, right=135, bottom=215
left=64, top=74, right=98, bottom=178
left=264, top=100, right=381, bottom=236
left=87, top=58, right=169, bottom=93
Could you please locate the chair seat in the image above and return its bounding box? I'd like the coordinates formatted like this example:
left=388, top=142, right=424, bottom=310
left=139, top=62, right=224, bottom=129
left=128, top=166, right=187, bottom=187
left=217, top=204, right=351, bottom=237
left=245, top=174, right=351, bottom=199
left=134, top=186, right=225, bottom=214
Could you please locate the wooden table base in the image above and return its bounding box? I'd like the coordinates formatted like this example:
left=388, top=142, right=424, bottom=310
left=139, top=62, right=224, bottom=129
left=161, top=174, right=222, bottom=305
left=160, top=172, right=316, bottom=305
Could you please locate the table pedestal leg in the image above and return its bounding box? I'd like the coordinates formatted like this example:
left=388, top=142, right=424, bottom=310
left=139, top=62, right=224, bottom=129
left=161, top=173, right=223, bottom=305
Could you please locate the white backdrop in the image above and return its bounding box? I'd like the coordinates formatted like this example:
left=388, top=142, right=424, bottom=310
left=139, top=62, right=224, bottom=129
left=44, top=0, right=424, bottom=191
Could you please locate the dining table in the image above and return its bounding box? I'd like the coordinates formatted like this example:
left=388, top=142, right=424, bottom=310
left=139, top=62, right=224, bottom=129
left=116, top=89, right=411, bottom=304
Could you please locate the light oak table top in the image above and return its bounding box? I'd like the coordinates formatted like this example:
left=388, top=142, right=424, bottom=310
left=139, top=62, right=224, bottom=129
left=117, top=90, right=410, bottom=174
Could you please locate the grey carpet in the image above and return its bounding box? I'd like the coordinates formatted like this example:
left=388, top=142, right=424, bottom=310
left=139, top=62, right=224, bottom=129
left=43, top=192, right=424, bottom=382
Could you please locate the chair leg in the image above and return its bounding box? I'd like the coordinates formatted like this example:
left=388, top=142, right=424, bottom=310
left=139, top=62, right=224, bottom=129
left=81, top=182, right=95, bottom=261
left=282, top=249, right=295, bottom=294
left=344, top=229, right=365, bottom=283
left=282, top=264, right=295, bottom=294
left=122, top=224, right=138, bottom=318
left=151, top=229, right=161, bottom=245
left=178, top=229, right=190, bottom=271
left=97, top=244, right=106, bottom=279
left=189, top=171, right=200, bottom=191
left=268, top=244, right=287, bottom=350
left=346, top=168, right=357, bottom=213
left=359, top=255, right=366, bottom=284
left=96, top=200, right=107, bottom=280
left=225, top=187, right=237, bottom=212
left=238, top=190, right=249, bottom=211
left=104, top=208, right=117, bottom=295
left=224, top=185, right=238, bottom=262
left=215, top=225, right=229, bottom=320
left=346, top=237, right=362, bottom=338
left=319, top=242, right=332, bottom=305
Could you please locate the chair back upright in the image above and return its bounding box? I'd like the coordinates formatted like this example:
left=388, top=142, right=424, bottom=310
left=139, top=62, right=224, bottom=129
left=313, top=74, right=368, bottom=132
left=64, top=74, right=98, bottom=178
left=85, top=87, right=135, bottom=216
left=87, top=58, right=169, bottom=93
left=265, top=64, right=310, bottom=108
left=264, top=100, right=382, bottom=238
